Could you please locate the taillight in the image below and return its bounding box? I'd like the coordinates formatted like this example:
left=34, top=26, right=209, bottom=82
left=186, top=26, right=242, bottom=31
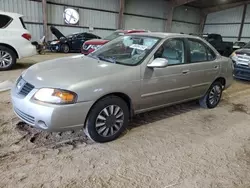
left=22, top=33, right=31, bottom=41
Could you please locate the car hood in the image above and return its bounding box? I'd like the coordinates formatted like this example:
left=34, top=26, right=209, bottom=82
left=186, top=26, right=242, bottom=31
left=84, top=39, right=109, bottom=45
left=50, top=26, right=65, bottom=40
left=22, top=55, right=131, bottom=89
left=235, top=48, right=250, bottom=55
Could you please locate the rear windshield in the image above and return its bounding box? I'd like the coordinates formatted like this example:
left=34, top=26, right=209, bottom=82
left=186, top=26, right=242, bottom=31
left=19, top=17, right=26, bottom=29
left=0, top=15, right=12, bottom=28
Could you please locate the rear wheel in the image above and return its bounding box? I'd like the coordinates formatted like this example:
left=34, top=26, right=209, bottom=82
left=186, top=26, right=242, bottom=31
left=61, top=44, right=70, bottom=53
left=199, top=81, right=223, bottom=109
left=84, top=96, right=129, bottom=143
left=0, top=46, right=16, bottom=71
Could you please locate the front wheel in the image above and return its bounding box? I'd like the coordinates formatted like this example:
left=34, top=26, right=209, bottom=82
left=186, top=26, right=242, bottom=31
left=199, top=81, right=223, bottom=109
left=61, top=44, right=70, bottom=53
left=84, top=96, right=129, bottom=143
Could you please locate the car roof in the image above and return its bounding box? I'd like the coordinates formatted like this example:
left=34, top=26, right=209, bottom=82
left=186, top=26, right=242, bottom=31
left=0, top=11, right=23, bottom=18
left=128, top=32, right=201, bottom=39
left=116, top=29, right=148, bottom=34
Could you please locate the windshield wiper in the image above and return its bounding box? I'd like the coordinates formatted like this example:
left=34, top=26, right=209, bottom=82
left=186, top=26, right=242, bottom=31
left=97, top=55, right=116, bottom=64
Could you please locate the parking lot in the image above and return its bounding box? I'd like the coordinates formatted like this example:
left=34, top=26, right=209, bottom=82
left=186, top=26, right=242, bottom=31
left=0, top=54, right=250, bottom=188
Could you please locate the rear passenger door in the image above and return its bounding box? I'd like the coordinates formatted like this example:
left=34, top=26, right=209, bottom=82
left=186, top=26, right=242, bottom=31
left=187, top=38, right=220, bottom=98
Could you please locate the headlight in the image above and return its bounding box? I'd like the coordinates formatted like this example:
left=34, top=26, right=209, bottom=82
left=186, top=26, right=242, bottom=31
left=230, top=52, right=238, bottom=62
left=50, top=40, right=60, bottom=45
left=89, top=45, right=102, bottom=50
left=33, top=88, right=77, bottom=104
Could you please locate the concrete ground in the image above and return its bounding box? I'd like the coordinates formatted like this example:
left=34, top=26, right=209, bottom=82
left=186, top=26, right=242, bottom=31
left=1, top=53, right=250, bottom=188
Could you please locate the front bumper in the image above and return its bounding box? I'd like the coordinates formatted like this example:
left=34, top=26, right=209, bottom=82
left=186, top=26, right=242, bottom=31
left=11, top=87, right=94, bottom=132
left=49, top=44, right=60, bottom=52
left=233, top=64, right=250, bottom=81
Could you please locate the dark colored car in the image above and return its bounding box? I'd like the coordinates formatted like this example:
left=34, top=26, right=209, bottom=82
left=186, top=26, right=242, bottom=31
left=81, top=29, right=148, bottom=55
left=202, top=34, right=233, bottom=57
left=231, top=42, right=250, bottom=80
left=49, top=26, right=101, bottom=53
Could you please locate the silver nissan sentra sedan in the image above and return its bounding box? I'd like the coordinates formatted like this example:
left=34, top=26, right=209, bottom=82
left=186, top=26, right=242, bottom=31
left=11, top=32, right=233, bottom=143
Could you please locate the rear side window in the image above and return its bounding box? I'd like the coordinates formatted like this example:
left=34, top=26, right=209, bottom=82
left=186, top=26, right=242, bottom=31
left=188, top=39, right=216, bottom=63
left=0, top=15, right=12, bottom=28
left=19, top=17, right=26, bottom=29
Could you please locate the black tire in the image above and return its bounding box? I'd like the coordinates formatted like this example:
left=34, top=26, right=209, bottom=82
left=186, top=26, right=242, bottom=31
left=0, top=45, right=17, bottom=71
left=84, top=96, right=129, bottom=143
left=199, top=81, right=223, bottom=109
left=61, top=44, right=70, bottom=53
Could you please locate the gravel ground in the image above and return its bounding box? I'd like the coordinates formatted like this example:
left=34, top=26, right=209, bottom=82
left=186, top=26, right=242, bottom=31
left=1, top=54, right=250, bottom=188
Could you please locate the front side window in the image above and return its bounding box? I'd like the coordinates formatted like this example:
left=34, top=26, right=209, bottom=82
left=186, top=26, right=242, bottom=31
left=0, top=15, right=12, bottom=28
left=89, top=35, right=159, bottom=66
left=188, top=39, right=216, bottom=63
left=154, top=38, right=185, bottom=65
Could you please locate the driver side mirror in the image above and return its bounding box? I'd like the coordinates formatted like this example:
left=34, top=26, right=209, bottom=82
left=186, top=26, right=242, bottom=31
left=147, top=58, right=168, bottom=68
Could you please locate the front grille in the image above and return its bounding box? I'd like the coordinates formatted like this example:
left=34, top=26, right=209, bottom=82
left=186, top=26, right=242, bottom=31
left=14, top=108, right=35, bottom=125
left=235, top=63, right=250, bottom=69
left=19, top=82, right=34, bottom=96
left=16, top=77, right=34, bottom=97
left=237, top=54, right=250, bottom=65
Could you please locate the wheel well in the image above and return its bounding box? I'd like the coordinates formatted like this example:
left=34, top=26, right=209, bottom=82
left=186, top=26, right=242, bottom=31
left=100, top=93, right=133, bottom=116
left=0, top=43, right=19, bottom=58
left=84, top=93, right=133, bottom=127
left=214, top=77, right=226, bottom=87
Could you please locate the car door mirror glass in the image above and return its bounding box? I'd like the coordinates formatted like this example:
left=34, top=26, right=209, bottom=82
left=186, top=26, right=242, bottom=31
left=147, top=58, right=168, bottom=68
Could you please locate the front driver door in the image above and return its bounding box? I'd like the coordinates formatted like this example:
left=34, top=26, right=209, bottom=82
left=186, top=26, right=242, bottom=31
left=140, top=38, right=192, bottom=111
left=72, top=33, right=85, bottom=50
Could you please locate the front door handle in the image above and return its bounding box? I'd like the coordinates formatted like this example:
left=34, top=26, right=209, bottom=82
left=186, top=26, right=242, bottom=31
left=182, top=70, right=189, bottom=74
left=214, top=65, right=219, bottom=69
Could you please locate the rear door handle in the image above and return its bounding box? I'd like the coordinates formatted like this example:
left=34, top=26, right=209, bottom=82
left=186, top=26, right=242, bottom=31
left=182, top=70, right=189, bottom=74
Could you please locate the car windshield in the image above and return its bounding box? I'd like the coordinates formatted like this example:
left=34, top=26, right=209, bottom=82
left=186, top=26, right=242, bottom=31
left=244, top=42, right=250, bottom=48
left=104, top=32, right=125, bottom=41
left=89, top=35, right=160, bottom=66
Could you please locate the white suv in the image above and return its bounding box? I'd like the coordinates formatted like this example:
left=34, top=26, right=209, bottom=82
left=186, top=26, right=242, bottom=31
left=0, top=11, right=37, bottom=71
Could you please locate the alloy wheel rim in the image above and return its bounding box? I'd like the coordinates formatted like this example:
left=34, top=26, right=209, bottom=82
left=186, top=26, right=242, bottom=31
left=208, top=85, right=221, bottom=106
left=64, top=45, right=69, bottom=52
left=0, top=50, right=12, bottom=68
left=95, top=105, right=124, bottom=137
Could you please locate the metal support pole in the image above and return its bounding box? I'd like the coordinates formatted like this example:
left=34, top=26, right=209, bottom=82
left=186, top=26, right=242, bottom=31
left=118, top=0, right=125, bottom=29
left=165, top=1, right=174, bottom=32
left=199, top=12, right=207, bottom=34
left=42, top=0, right=48, bottom=41
left=238, top=4, right=247, bottom=41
